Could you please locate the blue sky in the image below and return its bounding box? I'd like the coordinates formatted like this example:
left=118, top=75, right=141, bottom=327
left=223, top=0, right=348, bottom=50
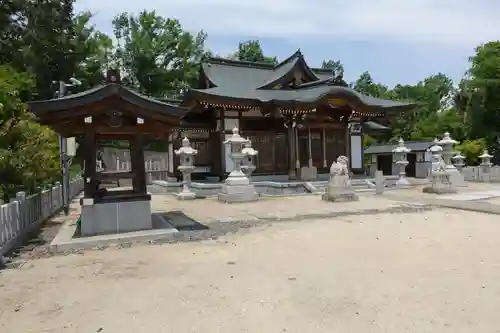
left=75, top=0, right=500, bottom=87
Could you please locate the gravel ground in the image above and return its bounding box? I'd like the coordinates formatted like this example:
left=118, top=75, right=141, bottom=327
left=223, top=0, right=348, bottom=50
left=1, top=208, right=500, bottom=333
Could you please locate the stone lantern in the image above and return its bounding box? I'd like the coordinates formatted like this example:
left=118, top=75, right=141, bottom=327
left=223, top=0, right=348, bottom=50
left=240, top=138, right=258, bottom=179
left=428, top=139, right=443, bottom=176
left=479, top=149, right=493, bottom=166
left=218, top=128, right=258, bottom=203
left=423, top=139, right=457, bottom=194
left=174, top=137, right=198, bottom=200
left=452, top=152, right=465, bottom=172
left=479, top=149, right=493, bottom=182
left=438, top=132, right=457, bottom=166
left=392, top=138, right=411, bottom=186
left=438, top=132, right=464, bottom=186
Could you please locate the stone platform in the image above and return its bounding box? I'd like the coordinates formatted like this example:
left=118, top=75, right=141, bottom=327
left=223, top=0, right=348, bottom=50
left=49, top=193, right=429, bottom=252
left=149, top=194, right=418, bottom=224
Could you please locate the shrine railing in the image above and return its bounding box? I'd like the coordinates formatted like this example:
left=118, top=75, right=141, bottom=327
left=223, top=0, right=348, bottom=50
left=0, top=176, right=84, bottom=257
left=461, top=166, right=500, bottom=182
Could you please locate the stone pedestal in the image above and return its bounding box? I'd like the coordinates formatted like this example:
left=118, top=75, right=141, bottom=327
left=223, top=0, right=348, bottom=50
left=422, top=171, right=457, bottom=194
left=300, top=166, right=317, bottom=181
left=218, top=171, right=258, bottom=203
left=322, top=156, right=358, bottom=202
left=375, top=170, right=384, bottom=195
left=218, top=128, right=258, bottom=203
left=177, top=186, right=196, bottom=200
left=81, top=197, right=152, bottom=236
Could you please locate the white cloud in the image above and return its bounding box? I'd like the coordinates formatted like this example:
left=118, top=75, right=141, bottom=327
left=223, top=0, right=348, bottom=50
left=75, top=0, right=500, bottom=47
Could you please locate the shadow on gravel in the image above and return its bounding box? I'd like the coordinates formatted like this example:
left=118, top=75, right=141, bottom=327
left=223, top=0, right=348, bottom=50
left=156, top=210, right=209, bottom=231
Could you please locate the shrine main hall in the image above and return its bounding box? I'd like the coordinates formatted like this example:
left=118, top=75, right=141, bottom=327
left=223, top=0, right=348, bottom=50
left=173, top=50, right=415, bottom=180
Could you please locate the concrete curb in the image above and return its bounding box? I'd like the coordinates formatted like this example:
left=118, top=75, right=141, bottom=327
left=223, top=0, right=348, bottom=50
left=46, top=204, right=432, bottom=256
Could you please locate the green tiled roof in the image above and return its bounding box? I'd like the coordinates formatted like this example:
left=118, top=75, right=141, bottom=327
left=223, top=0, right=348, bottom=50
left=189, top=82, right=412, bottom=109
left=190, top=50, right=416, bottom=112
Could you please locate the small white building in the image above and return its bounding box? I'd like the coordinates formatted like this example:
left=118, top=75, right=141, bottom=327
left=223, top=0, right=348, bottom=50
left=365, top=140, right=435, bottom=178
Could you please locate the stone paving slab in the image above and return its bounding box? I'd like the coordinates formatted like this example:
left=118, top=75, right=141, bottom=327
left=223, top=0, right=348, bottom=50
left=439, top=190, right=500, bottom=201
left=385, top=192, right=500, bottom=215
left=485, top=197, right=500, bottom=205
left=150, top=194, right=417, bottom=224
left=387, top=182, right=500, bottom=201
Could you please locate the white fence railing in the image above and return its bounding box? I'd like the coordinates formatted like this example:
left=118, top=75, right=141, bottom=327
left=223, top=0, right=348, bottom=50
left=115, top=157, right=167, bottom=172
left=0, top=176, right=84, bottom=256
left=462, top=166, right=500, bottom=182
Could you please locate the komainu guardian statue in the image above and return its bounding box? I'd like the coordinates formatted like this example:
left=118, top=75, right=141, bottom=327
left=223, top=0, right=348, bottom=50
left=322, top=155, right=358, bottom=202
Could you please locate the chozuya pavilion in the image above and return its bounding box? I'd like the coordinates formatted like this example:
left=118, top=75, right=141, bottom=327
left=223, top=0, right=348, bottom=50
left=174, top=50, right=415, bottom=181
left=28, top=70, right=188, bottom=236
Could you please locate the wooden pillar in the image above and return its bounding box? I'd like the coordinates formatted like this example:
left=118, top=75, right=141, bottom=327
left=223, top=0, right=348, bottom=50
left=129, top=135, right=147, bottom=194
left=344, top=120, right=350, bottom=160
left=83, top=131, right=97, bottom=198
left=167, top=133, right=175, bottom=178
left=218, top=109, right=225, bottom=179
left=322, top=128, right=327, bottom=168
left=287, top=126, right=296, bottom=179
left=210, top=129, right=222, bottom=177
left=295, top=126, right=300, bottom=170
left=307, top=127, right=313, bottom=168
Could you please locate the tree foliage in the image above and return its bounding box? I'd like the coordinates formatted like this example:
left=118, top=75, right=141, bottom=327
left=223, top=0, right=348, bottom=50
left=233, top=40, right=277, bottom=65
left=321, top=60, right=344, bottom=77
left=0, top=66, right=59, bottom=201
left=112, top=11, right=208, bottom=98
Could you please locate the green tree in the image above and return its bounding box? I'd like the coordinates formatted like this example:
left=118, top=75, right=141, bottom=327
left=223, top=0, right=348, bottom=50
left=112, top=11, right=208, bottom=98
left=0, top=66, right=60, bottom=201
left=234, top=40, right=277, bottom=65
left=321, top=60, right=344, bottom=77
left=21, top=0, right=80, bottom=99
left=456, top=42, right=500, bottom=161
left=73, top=11, right=114, bottom=90
left=455, top=138, right=487, bottom=165
left=0, top=0, right=25, bottom=68
left=353, top=71, right=391, bottom=98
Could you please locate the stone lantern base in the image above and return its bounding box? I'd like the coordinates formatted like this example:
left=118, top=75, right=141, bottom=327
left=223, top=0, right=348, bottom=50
left=218, top=175, right=258, bottom=203
left=422, top=186, right=457, bottom=194
left=177, top=189, right=196, bottom=200
left=218, top=184, right=258, bottom=203
left=396, top=177, right=411, bottom=187
left=422, top=171, right=457, bottom=194
left=446, top=167, right=466, bottom=187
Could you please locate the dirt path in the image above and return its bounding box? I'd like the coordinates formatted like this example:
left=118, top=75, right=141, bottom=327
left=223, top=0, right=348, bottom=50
left=1, top=208, right=500, bottom=333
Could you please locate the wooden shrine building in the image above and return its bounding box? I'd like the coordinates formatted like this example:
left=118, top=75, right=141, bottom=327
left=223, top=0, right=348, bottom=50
left=172, top=50, right=416, bottom=180
left=28, top=71, right=187, bottom=236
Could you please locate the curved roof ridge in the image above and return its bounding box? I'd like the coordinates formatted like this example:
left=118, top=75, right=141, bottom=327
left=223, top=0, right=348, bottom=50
left=257, top=51, right=322, bottom=89
left=295, top=78, right=333, bottom=89
left=273, top=49, right=302, bottom=69
left=28, top=83, right=187, bottom=118
left=256, top=56, right=302, bottom=89
left=206, top=57, right=275, bottom=69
